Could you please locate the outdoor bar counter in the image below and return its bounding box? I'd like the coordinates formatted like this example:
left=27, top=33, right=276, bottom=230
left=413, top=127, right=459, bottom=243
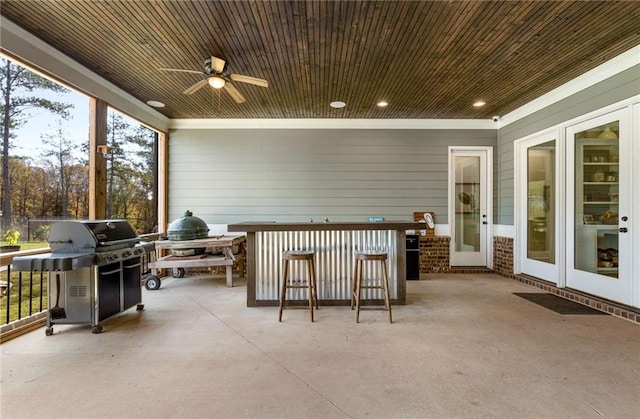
left=227, top=221, right=424, bottom=306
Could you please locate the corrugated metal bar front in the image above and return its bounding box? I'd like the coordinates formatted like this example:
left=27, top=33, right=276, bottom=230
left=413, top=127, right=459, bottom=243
left=254, top=230, right=397, bottom=302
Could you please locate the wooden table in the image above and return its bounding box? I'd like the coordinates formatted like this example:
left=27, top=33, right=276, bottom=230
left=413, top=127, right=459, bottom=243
left=149, top=234, right=246, bottom=287
left=227, top=221, right=424, bottom=306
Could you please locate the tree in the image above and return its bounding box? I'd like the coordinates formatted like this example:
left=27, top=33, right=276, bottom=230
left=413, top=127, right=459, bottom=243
left=129, top=126, right=156, bottom=233
left=67, top=164, right=89, bottom=218
left=105, top=112, right=129, bottom=218
left=105, top=111, right=155, bottom=232
left=0, top=58, right=72, bottom=228
left=41, top=122, right=76, bottom=217
left=8, top=156, right=32, bottom=217
left=31, top=164, right=57, bottom=217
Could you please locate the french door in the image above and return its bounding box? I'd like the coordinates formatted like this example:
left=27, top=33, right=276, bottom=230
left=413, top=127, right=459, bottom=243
left=566, top=109, right=633, bottom=304
left=516, top=132, right=560, bottom=283
left=449, top=147, right=492, bottom=267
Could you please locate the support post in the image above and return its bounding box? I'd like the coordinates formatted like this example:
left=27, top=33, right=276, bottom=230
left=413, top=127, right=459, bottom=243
left=89, top=98, right=107, bottom=220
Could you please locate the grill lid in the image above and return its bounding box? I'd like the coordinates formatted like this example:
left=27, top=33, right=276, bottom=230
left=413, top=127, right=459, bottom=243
left=13, top=220, right=153, bottom=272
left=167, top=211, right=209, bottom=241
left=47, top=220, right=139, bottom=253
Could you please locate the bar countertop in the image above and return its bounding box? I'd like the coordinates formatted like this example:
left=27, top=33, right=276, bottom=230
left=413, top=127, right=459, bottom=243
left=227, top=220, right=425, bottom=232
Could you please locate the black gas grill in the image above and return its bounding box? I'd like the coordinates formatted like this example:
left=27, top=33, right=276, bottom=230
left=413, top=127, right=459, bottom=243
left=12, top=220, right=155, bottom=335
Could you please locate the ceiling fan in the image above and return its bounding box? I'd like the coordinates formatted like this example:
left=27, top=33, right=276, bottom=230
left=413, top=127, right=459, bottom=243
left=160, top=56, right=268, bottom=104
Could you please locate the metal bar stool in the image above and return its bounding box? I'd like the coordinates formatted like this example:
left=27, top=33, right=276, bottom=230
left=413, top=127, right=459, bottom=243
left=279, top=250, right=318, bottom=322
left=351, top=251, right=392, bottom=323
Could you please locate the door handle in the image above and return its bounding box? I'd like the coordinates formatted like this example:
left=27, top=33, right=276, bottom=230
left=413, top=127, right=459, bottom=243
left=619, top=227, right=628, bottom=233
left=482, top=221, right=488, bottom=225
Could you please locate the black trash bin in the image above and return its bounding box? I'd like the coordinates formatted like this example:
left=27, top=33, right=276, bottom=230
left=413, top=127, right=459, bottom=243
left=406, top=234, right=420, bottom=280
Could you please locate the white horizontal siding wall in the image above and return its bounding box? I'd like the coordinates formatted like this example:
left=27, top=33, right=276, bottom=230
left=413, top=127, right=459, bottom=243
left=168, top=129, right=496, bottom=225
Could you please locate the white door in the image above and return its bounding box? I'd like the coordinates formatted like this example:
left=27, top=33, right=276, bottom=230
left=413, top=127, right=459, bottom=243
left=449, top=147, right=492, bottom=267
left=516, top=132, right=561, bottom=283
left=566, top=109, right=632, bottom=304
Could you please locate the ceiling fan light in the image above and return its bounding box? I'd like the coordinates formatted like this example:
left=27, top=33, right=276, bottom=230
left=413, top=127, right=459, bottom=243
left=208, top=76, right=226, bottom=89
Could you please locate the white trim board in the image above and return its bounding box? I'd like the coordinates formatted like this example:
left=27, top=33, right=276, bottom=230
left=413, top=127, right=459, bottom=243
left=493, top=224, right=515, bottom=238
left=169, top=118, right=496, bottom=130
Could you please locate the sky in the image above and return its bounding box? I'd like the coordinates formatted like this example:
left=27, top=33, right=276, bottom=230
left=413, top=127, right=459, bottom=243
left=12, top=88, right=90, bottom=160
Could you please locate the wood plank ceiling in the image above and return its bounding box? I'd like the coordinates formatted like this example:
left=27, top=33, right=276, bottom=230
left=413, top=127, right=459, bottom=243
left=1, top=1, right=639, bottom=120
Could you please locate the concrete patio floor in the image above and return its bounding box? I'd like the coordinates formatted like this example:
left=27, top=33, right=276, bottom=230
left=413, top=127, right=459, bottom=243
left=1, top=273, right=639, bottom=419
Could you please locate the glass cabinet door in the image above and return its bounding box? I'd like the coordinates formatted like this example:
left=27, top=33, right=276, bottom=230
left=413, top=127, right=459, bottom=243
left=574, top=122, right=620, bottom=277
left=567, top=109, right=632, bottom=305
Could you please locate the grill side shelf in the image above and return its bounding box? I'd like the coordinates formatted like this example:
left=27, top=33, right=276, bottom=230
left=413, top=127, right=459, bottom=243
left=12, top=253, right=96, bottom=271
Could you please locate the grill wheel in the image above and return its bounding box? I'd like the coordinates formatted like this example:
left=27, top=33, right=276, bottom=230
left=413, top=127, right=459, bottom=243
left=144, top=275, right=161, bottom=290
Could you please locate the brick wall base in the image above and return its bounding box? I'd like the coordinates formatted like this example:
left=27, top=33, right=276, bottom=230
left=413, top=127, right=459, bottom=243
left=418, top=236, right=495, bottom=274
left=419, top=236, right=450, bottom=273
left=493, top=236, right=515, bottom=278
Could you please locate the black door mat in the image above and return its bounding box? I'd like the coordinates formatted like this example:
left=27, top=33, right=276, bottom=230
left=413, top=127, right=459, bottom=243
left=513, top=293, right=609, bottom=315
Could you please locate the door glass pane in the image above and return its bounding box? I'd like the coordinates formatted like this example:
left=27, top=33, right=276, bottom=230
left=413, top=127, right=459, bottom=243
left=527, top=141, right=555, bottom=263
left=575, top=122, right=619, bottom=278
left=454, top=156, right=480, bottom=252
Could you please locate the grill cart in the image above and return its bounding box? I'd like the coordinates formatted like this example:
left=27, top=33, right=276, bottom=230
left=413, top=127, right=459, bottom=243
left=143, top=211, right=245, bottom=290
left=12, top=220, right=154, bottom=335
left=145, top=234, right=245, bottom=290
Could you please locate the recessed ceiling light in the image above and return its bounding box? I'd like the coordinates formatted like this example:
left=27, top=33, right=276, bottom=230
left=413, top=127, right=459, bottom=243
left=330, top=101, right=346, bottom=109
left=146, top=100, right=165, bottom=108
left=473, top=101, right=486, bottom=107
left=377, top=101, right=389, bottom=107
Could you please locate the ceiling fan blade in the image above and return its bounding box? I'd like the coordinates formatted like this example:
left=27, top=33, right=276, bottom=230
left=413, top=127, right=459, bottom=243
left=183, top=79, right=208, bottom=95
left=211, top=56, right=226, bottom=73
left=230, top=74, right=269, bottom=88
left=160, top=67, right=203, bottom=75
left=223, top=83, right=246, bottom=104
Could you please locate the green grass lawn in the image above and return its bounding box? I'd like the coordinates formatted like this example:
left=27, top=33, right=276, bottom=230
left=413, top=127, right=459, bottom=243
left=1, top=242, right=49, bottom=324
left=1, top=241, right=49, bottom=251
left=0, top=270, right=47, bottom=323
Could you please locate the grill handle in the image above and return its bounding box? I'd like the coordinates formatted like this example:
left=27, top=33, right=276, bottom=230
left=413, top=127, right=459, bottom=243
left=99, top=267, right=122, bottom=276
left=98, top=238, right=139, bottom=248
left=123, top=262, right=141, bottom=269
